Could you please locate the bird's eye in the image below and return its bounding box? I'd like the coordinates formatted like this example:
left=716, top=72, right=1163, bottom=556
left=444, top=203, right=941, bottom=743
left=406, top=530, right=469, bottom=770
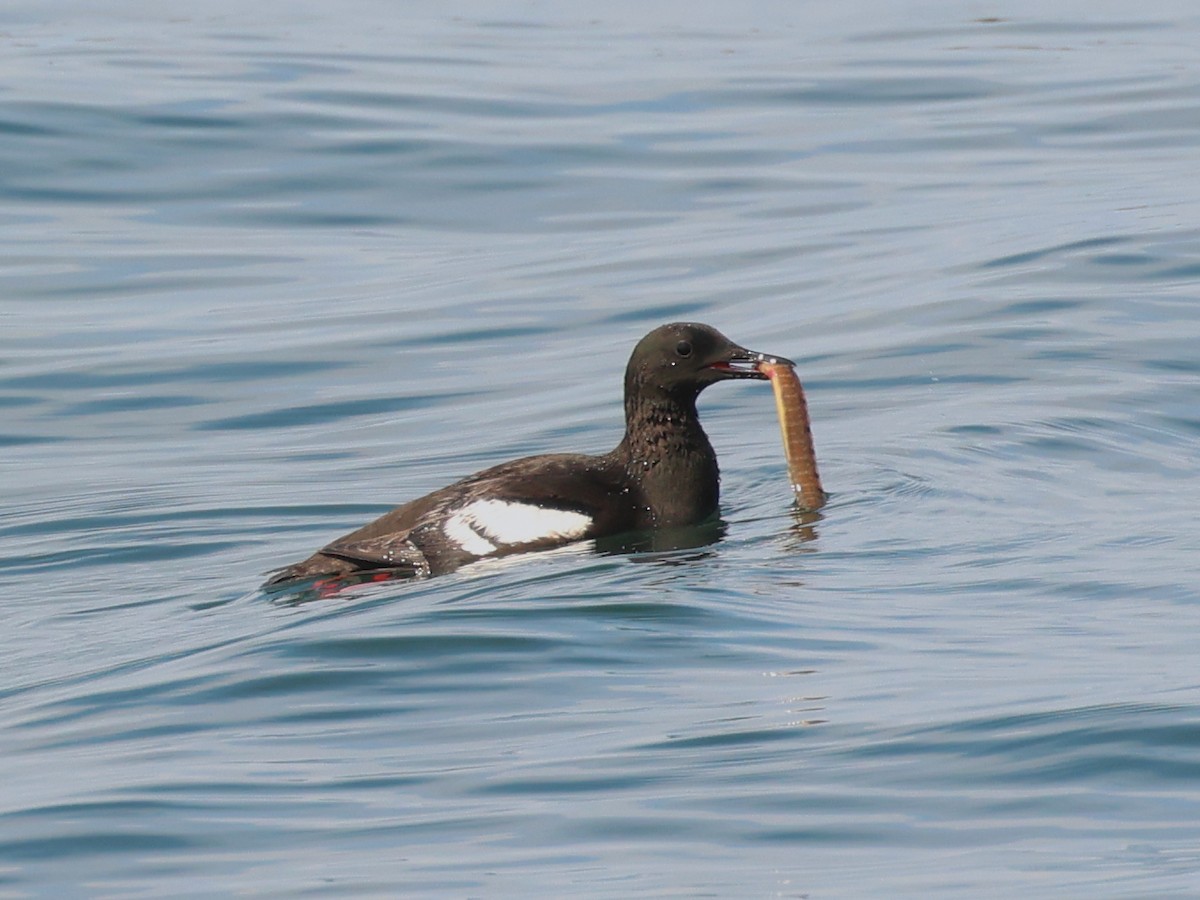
left=675, top=340, right=693, bottom=358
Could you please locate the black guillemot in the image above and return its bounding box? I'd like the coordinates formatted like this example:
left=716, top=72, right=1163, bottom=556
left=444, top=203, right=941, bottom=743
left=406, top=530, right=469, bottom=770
left=264, top=322, right=793, bottom=588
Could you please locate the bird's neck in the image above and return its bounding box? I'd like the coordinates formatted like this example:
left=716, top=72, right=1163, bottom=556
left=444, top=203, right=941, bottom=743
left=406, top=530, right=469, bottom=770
left=615, top=388, right=719, bottom=527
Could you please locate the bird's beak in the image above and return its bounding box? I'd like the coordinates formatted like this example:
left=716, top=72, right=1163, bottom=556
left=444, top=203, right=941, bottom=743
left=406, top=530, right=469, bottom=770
left=707, top=347, right=796, bottom=380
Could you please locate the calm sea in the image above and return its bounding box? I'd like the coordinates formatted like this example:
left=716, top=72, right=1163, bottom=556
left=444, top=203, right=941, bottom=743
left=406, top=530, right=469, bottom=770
left=3, top=2, right=1200, bottom=896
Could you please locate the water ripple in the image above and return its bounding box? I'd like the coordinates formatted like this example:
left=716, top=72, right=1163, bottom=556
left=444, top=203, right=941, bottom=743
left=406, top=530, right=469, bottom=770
left=4, top=5, right=1200, bottom=897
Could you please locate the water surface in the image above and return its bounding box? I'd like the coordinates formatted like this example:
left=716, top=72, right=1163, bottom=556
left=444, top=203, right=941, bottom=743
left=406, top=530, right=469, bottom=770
left=3, top=2, right=1200, bottom=896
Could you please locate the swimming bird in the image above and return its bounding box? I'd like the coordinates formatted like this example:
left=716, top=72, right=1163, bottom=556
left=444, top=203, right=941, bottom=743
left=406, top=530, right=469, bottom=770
left=264, top=322, right=793, bottom=587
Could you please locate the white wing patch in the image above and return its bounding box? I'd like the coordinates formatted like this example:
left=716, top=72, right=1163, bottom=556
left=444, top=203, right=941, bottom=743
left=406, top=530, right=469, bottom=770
left=443, top=515, right=498, bottom=555
left=443, top=499, right=592, bottom=556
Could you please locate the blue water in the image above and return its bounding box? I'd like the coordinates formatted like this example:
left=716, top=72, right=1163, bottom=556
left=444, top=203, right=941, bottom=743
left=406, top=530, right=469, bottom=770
left=4, top=2, right=1200, bottom=895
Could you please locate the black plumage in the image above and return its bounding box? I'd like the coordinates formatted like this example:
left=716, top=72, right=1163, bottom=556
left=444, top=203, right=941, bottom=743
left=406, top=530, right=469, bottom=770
left=264, top=322, right=791, bottom=587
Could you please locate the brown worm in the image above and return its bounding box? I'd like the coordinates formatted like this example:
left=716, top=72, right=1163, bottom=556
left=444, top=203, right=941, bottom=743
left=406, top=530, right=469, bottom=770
left=759, top=360, right=825, bottom=511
